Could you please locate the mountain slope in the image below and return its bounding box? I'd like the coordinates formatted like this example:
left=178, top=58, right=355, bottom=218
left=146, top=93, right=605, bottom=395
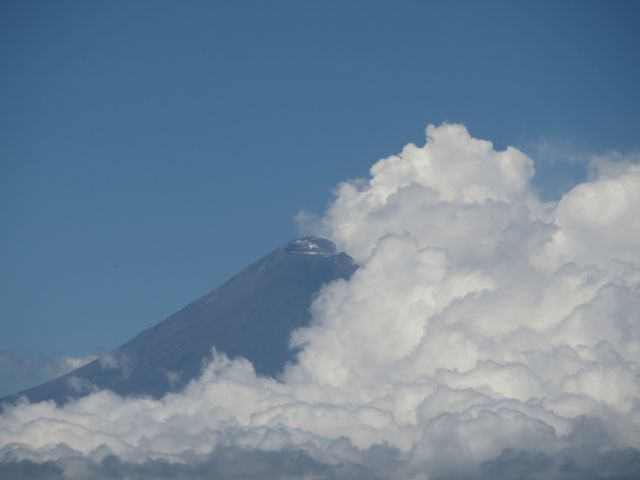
left=4, top=238, right=355, bottom=405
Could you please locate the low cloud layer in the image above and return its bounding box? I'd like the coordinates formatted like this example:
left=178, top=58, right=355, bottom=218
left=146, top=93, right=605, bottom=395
left=2, top=124, right=639, bottom=479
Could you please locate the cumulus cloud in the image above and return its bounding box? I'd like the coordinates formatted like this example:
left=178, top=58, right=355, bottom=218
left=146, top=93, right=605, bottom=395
left=0, top=446, right=401, bottom=480
left=2, top=124, right=640, bottom=479
left=535, top=161, right=640, bottom=269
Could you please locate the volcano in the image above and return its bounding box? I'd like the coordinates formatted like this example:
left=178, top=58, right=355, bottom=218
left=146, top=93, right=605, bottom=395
left=4, top=237, right=355, bottom=405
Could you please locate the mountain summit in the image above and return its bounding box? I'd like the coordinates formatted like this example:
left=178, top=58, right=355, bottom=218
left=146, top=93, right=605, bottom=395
left=4, top=238, right=355, bottom=405
left=284, top=237, right=337, bottom=255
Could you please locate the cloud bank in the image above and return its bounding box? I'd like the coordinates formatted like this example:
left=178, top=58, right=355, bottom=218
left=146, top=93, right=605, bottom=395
left=2, top=124, right=639, bottom=479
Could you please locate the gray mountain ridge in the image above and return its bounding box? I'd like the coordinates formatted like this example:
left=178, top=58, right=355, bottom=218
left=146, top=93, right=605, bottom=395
left=2, top=237, right=356, bottom=406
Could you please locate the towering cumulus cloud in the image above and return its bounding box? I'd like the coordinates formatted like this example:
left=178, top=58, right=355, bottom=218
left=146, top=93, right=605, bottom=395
left=2, top=124, right=639, bottom=479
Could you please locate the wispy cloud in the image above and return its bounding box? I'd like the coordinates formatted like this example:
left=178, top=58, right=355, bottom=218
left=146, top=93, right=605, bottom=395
left=0, top=352, right=97, bottom=398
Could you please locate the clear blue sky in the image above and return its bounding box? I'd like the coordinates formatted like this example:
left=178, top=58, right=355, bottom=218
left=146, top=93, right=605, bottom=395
left=1, top=1, right=639, bottom=363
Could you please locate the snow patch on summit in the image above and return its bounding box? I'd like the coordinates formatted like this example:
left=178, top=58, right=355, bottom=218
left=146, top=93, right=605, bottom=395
left=285, top=237, right=337, bottom=256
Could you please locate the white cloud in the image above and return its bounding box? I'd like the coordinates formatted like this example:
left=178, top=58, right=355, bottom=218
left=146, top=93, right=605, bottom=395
left=535, top=161, right=640, bottom=269
left=2, top=123, right=640, bottom=479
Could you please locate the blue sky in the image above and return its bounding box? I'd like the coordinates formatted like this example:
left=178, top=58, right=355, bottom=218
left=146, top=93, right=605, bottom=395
left=1, top=0, right=639, bottom=384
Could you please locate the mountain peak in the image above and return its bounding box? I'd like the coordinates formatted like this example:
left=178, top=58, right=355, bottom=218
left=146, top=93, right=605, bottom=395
left=284, top=237, right=337, bottom=256
left=3, top=237, right=355, bottom=406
